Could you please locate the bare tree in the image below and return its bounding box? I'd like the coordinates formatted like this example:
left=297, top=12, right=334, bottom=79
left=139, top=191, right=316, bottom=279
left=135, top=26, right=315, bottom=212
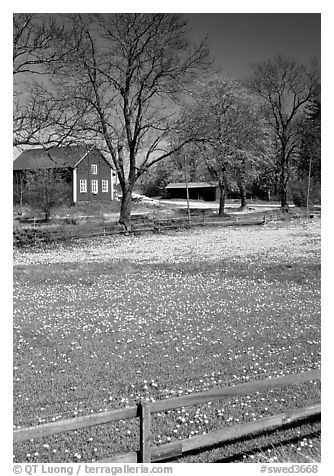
left=14, top=82, right=91, bottom=148
left=247, top=56, right=320, bottom=211
left=13, top=13, right=73, bottom=76
left=13, top=14, right=81, bottom=148
left=35, top=13, right=210, bottom=228
left=13, top=171, right=25, bottom=208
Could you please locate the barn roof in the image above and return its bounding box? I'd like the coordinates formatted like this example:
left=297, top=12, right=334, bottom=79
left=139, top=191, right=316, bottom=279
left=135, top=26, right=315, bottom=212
left=166, top=182, right=217, bottom=189
left=13, top=145, right=112, bottom=171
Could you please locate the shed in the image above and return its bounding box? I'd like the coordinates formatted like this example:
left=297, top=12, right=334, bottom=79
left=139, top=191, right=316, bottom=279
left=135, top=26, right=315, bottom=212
left=165, top=182, right=218, bottom=201
left=13, top=145, right=116, bottom=204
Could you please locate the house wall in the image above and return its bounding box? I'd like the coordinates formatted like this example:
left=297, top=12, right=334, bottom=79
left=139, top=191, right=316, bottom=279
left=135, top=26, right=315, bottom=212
left=76, top=154, right=113, bottom=202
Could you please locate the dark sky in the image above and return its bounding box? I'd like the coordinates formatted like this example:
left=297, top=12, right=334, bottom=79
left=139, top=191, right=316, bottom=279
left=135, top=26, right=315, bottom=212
left=186, top=13, right=321, bottom=80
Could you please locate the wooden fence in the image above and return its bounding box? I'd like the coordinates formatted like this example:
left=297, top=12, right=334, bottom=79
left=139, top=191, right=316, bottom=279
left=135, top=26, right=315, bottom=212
left=13, top=369, right=320, bottom=463
left=15, top=207, right=320, bottom=246
left=18, top=208, right=316, bottom=246
left=16, top=214, right=269, bottom=246
left=132, top=214, right=267, bottom=234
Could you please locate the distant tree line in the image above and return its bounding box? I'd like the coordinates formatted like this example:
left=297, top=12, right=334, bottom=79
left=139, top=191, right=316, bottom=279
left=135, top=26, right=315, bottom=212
left=142, top=58, right=320, bottom=215
left=13, top=13, right=320, bottom=225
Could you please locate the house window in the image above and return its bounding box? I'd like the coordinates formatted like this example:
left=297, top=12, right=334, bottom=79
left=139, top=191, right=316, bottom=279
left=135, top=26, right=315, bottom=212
left=91, top=164, right=98, bottom=174
left=102, top=180, right=108, bottom=192
left=80, top=180, right=87, bottom=193
left=91, top=180, right=98, bottom=194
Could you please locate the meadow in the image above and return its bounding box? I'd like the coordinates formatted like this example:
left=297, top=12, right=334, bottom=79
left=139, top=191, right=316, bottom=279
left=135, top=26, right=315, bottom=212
left=13, top=217, right=321, bottom=463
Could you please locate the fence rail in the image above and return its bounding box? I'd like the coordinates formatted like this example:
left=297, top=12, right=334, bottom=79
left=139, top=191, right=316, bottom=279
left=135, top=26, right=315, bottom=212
left=13, top=369, right=320, bottom=463
left=13, top=406, right=138, bottom=444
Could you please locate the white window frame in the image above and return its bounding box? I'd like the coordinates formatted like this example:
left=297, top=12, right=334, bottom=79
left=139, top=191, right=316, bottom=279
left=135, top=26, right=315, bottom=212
left=91, top=164, right=98, bottom=174
left=79, top=179, right=87, bottom=193
left=102, top=180, right=108, bottom=193
left=91, top=179, right=98, bottom=194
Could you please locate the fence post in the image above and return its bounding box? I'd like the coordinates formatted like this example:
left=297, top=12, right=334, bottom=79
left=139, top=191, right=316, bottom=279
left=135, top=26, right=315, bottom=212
left=139, top=401, right=151, bottom=463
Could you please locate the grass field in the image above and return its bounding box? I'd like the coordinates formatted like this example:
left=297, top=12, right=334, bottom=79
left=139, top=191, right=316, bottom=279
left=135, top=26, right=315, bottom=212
left=13, top=217, right=321, bottom=463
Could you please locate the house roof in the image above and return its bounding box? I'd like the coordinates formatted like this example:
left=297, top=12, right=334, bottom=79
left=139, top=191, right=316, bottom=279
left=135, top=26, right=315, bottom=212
left=166, top=182, right=217, bottom=189
left=13, top=145, right=113, bottom=171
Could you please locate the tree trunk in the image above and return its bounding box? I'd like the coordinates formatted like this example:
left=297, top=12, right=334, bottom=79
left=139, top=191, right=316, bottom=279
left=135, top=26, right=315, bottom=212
left=280, top=188, right=289, bottom=212
left=278, top=140, right=290, bottom=212
left=238, top=180, right=248, bottom=210
left=218, top=182, right=226, bottom=216
left=279, top=159, right=289, bottom=212
left=19, top=173, right=24, bottom=207
left=119, top=185, right=133, bottom=230
left=44, top=207, right=51, bottom=222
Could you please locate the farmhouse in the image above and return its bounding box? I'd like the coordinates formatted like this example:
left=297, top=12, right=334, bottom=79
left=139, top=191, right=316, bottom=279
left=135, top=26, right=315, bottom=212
left=13, top=145, right=117, bottom=204
left=166, top=182, right=218, bottom=201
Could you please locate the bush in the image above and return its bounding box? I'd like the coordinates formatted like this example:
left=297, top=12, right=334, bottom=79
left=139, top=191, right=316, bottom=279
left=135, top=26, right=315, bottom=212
left=24, top=169, right=72, bottom=221
left=289, top=179, right=321, bottom=208
left=13, top=223, right=56, bottom=247
left=141, top=177, right=168, bottom=198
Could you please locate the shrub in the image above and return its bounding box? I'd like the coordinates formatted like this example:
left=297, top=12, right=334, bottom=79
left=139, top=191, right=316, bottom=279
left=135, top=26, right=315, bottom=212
left=24, top=169, right=72, bottom=221
left=13, top=224, right=56, bottom=247
left=289, top=179, right=321, bottom=208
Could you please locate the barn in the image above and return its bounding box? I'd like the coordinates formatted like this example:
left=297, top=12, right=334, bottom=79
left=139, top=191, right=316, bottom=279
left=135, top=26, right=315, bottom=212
left=165, top=182, right=218, bottom=201
left=13, top=145, right=117, bottom=204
